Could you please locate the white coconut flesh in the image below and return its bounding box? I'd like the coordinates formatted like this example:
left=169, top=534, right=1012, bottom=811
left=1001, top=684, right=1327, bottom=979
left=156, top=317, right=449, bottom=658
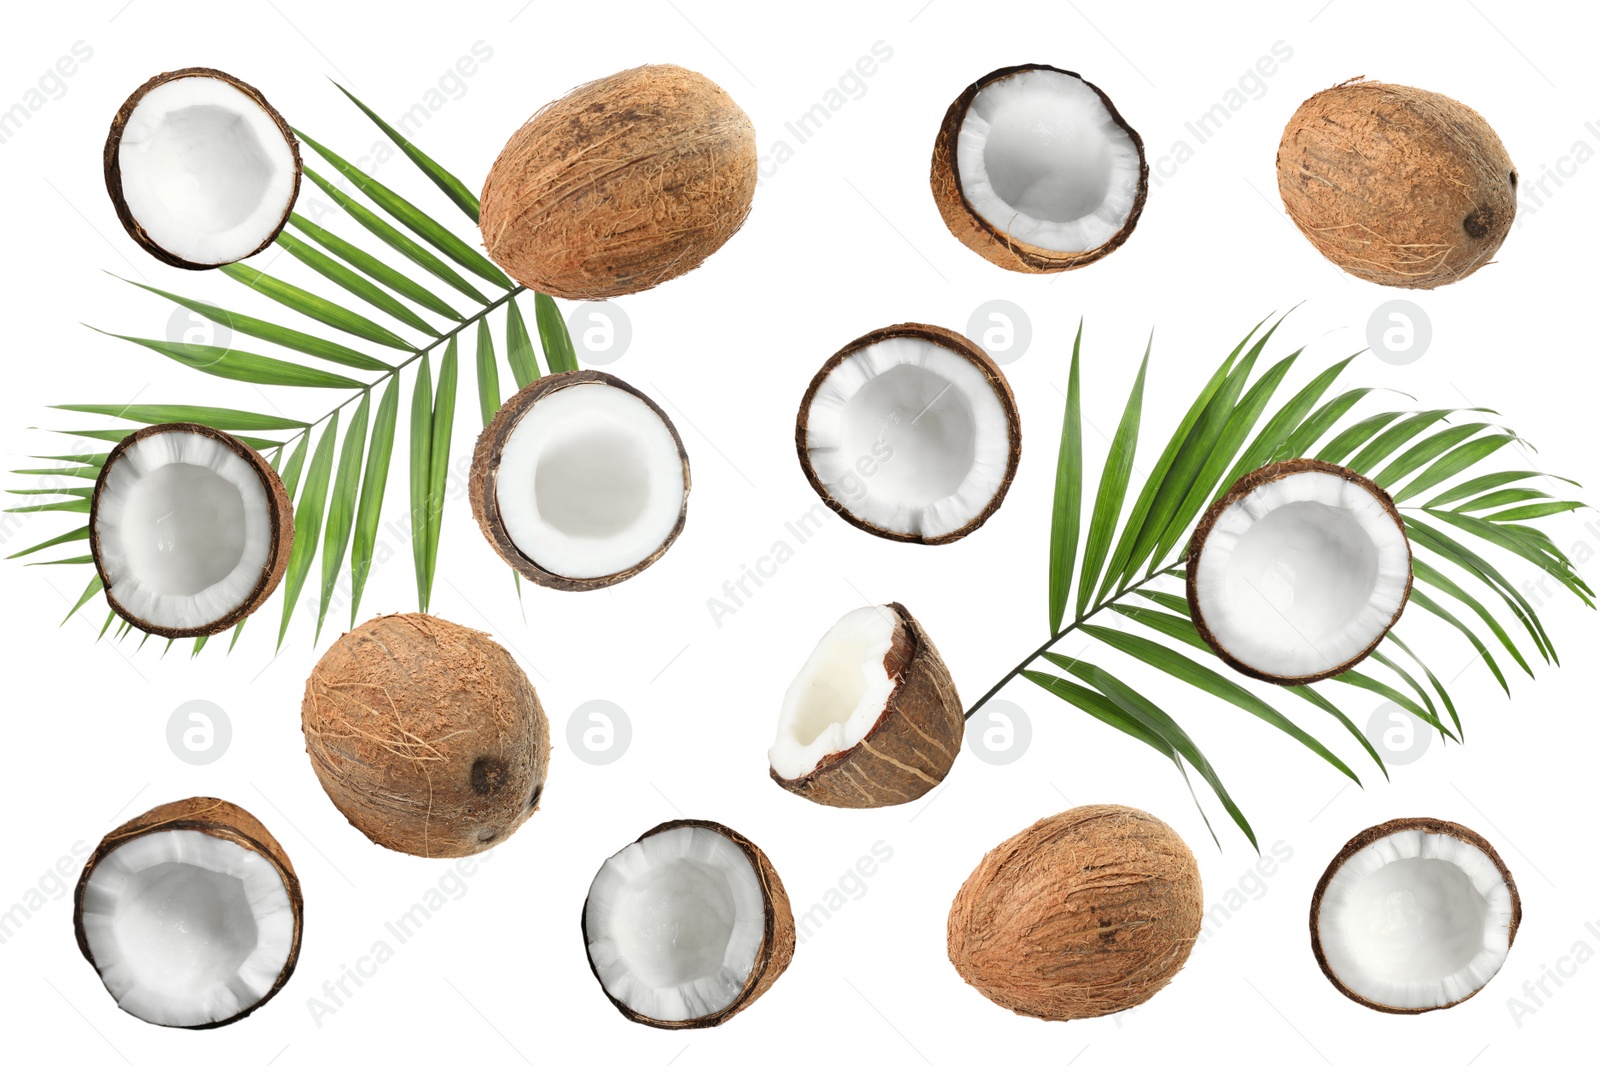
left=117, top=75, right=297, bottom=265
left=585, top=825, right=767, bottom=1023
left=1193, top=471, right=1410, bottom=678
left=496, top=382, right=685, bottom=580
left=1318, top=829, right=1516, bottom=1010
left=805, top=336, right=1011, bottom=539
left=95, top=431, right=274, bottom=631
left=79, top=829, right=295, bottom=1027
left=956, top=68, right=1142, bottom=253
left=769, top=604, right=900, bottom=780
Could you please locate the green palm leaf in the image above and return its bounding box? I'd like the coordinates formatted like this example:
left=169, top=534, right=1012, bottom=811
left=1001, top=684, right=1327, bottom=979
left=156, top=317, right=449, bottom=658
left=424, top=338, right=459, bottom=597
left=317, top=392, right=369, bottom=639
left=89, top=329, right=365, bottom=389
left=350, top=377, right=400, bottom=626
left=475, top=319, right=500, bottom=427
left=277, top=228, right=441, bottom=335
left=1047, top=324, right=1083, bottom=634
left=53, top=404, right=306, bottom=431
left=1075, top=340, right=1148, bottom=619
left=535, top=293, right=578, bottom=374
left=221, top=261, right=414, bottom=350
left=332, top=83, right=482, bottom=223
left=409, top=352, right=434, bottom=610
left=505, top=299, right=539, bottom=389
left=278, top=413, right=339, bottom=646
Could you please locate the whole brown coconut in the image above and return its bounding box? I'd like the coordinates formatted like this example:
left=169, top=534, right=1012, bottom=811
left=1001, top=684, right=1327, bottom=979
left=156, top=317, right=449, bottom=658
left=948, top=805, right=1203, bottom=1021
left=1277, top=79, right=1517, bottom=288
left=479, top=64, right=757, bottom=299
left=302, top=613, right=550, bottom=857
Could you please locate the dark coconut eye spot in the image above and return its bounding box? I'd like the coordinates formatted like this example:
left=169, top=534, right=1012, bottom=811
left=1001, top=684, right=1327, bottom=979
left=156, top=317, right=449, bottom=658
left=1462, top=208, right=1491, bottom=239
left=527, top=783, right=543, bottom=810
left=470, top=757, right=508, bottom=796
left=478, top=828, right=498, bottom=843
left=1509, top=170, right=1518, bottom=188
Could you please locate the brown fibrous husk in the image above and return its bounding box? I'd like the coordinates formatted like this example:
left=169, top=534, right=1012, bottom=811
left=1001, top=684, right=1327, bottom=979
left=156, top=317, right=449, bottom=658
left=1186, top=457, right=1413, bottom=686
left=931, top=64, right=1148, bottom=273
left=73, top=796, right=304, bottom=1030
left=469, top=370, right=691, bottom=590
left=772, top=602, right=964, bottom=808
left=796, top=322, right=1021, bottom=545
left=479, top=64, right=757, bottom=299
left=1277, top=78, right=1517, bottom=288
left=582, top=819, right=795, bottom=1029
left=1309, top=816, right=1522, bottom=1014
left=301, top=613, right=550, bottom=858
left=90, top=422, right=295, bottom=639
left=104, top=67, right=300, bottom=270
left=948, top=804, right=1203, bottom=1021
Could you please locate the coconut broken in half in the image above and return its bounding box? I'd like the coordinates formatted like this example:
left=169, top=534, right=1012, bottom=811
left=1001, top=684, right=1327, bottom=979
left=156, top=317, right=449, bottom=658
left=471, top=371, right=690, bottom=590
left=91, top=423, right=294, bottom=638
left=1188, top=459, right=1412, bottom=685
left=770, top=603, right=962, bottom=808
left=932, top=65, right=1147, bottom=272
left=73, top=797, right=302, bottom=1029
left=583, top=820, right=794, bottom=1029
left=797, top=323, right=1020, bottom=544
left=1310, top=818, right=1521, bottom=1013
left=105, top=68, right=300, bottom=269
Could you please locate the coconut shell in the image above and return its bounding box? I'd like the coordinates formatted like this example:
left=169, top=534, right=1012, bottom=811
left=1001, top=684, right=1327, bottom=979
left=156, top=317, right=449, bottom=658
left=1187, top=457, right=1413, bottom=685
left=773, top=602, right=964, bottom=808
left=1309, top=817, right=1522, bottom=1014
left=104, top=68, right=300, bottom=270
left=1277, top=79, right=1516, bottom=288
left=931, top=64, right=1148, bottom=273
left=90, top=422, right=295, bottom=639
left=72, top=796, right=303, bottom=1030
left=479, top=64, right=757, bottom=299
left=469, top=370, right=690, bottom=590
left=582, top=819, right=795, bottom=1029
left=301, top=613, right=550, bottom=857
left=948, top=804, right=1203, bottom=1021
left=796, top=322, right=1021, bottom=544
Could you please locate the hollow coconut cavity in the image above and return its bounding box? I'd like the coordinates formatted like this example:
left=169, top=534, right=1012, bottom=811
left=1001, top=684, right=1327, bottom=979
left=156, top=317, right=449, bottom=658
left=480, top=64, right=757, bottom=299
left=1277, top=79, right=1516, bottom=288
left=90, top=423, right=294, bottom=638
left=105, top=68, right=300, bottom=269
left=583, top=820, right=795, bottom=1029
left=302, top=613, right=550, bottom=857
left=769, top=602, right=963, bottom=808
left=471, top=371, right=690, bottom=590
left=1311, top=818, right=1520, bottom=1013
left=932, top=65, right=1147, bottom=273
left=797, top=323, right=1020, bottom=544
left=1188, top=459, right=1412, bottom=685
left=948, top=805, right=1203, bottom=1021
left=73, top=797, right=302, bottom=1029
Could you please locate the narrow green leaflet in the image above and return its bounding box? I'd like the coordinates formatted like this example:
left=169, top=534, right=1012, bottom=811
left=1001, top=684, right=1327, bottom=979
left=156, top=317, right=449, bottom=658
left=535, top=293, right=578, bottom=374
left=409, top=353, right=434, bottom=610
left=53, top=404, right=306, bottom=431
left=1489, top=501, right=1587, bottom=522
left=476, top=319, right=500, bottom=427
left=350, top=377, right=399, bottom=626
left=63, top=573, right=103, bottom=624
left=286, top=215, right=461, bottom=323
left=296, top=130, right=510, bottom=288
left=1369, top=648, right=1444, bottom=728
left=221, top=262, right=413, bottom=351
left=333, top=84, right=482, bottom=223
left=424, top=339, right=459, bottom=596
left=505, top=299, right=539, bottom=389
left=1275, top=387, right=1377, bottom=461
left=1316, top=410, right=1406, bottom=464
left=277, top=414, right=339, bottom=646
left=1412, top=558, right=1529, bottom=680
left=11, top=466, right=98, bottom=481
left=277, top=229, right=439, bottom=335
left=90, top=329, right=364, bottom=390
left=1224, top=354, right=1356, bottom=487
left=1424, top=509, right=1593, bottom=605
left=1372, top=423, right=1490, bottom=489
left=1426, top=470, right=1579, bottom=509
left=1454, top=488, right=1550, bottom=512
left=1386, top=632, right=1460, bottom=738
left=5, top=499, right=90, bottom=514
left=1281, top=683, right=1389, bottom=778
left=1075, top=342, right=1148, bottom=619
left=302, top=168, right=488, bottom=305
left=1394, top=434, right=1517, bottom=502
left=1405, top=516, right=1554, bottom=663
left=279, top=432, right=311, bottom=500
left=1048, top=324, right=1084, bottom=634
left=7, top=526, right=89, bottom=560
left=1345, top=410, right=1462, bottom=474
left=53, top=426, right=283, bottom=450
left=6, top=486, right=93, bottom=498
left=118, top=276, right=392, bottom=371
left=1331, top=669, right=1454, bottom=740
left=317, top=392, right=370, bottom=639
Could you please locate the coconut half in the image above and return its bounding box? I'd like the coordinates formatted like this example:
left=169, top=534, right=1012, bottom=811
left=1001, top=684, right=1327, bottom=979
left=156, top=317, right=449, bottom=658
left=1188, top=459, right=1412, bottom=685
left=797, top=323, right=1020, bottom=544
left=105, top=68, right=300, bottom=269
left=90, top=423, right=294, bottom=638
left=582, top=820, right=795, bottom=1029
left=1310, top=818, right=1521, bottom=1013
left=73, top=797, right=302, bottom=1029
left=769, top=602, right=963, bottom=808
left=471, top=371, right=690, bottom=590
left=932, top=65, right=1147, bottom=272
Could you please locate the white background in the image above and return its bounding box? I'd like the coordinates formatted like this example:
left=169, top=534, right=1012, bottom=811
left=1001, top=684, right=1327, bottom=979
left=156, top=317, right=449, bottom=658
left=2, top=1, right=1597, bottom=1063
